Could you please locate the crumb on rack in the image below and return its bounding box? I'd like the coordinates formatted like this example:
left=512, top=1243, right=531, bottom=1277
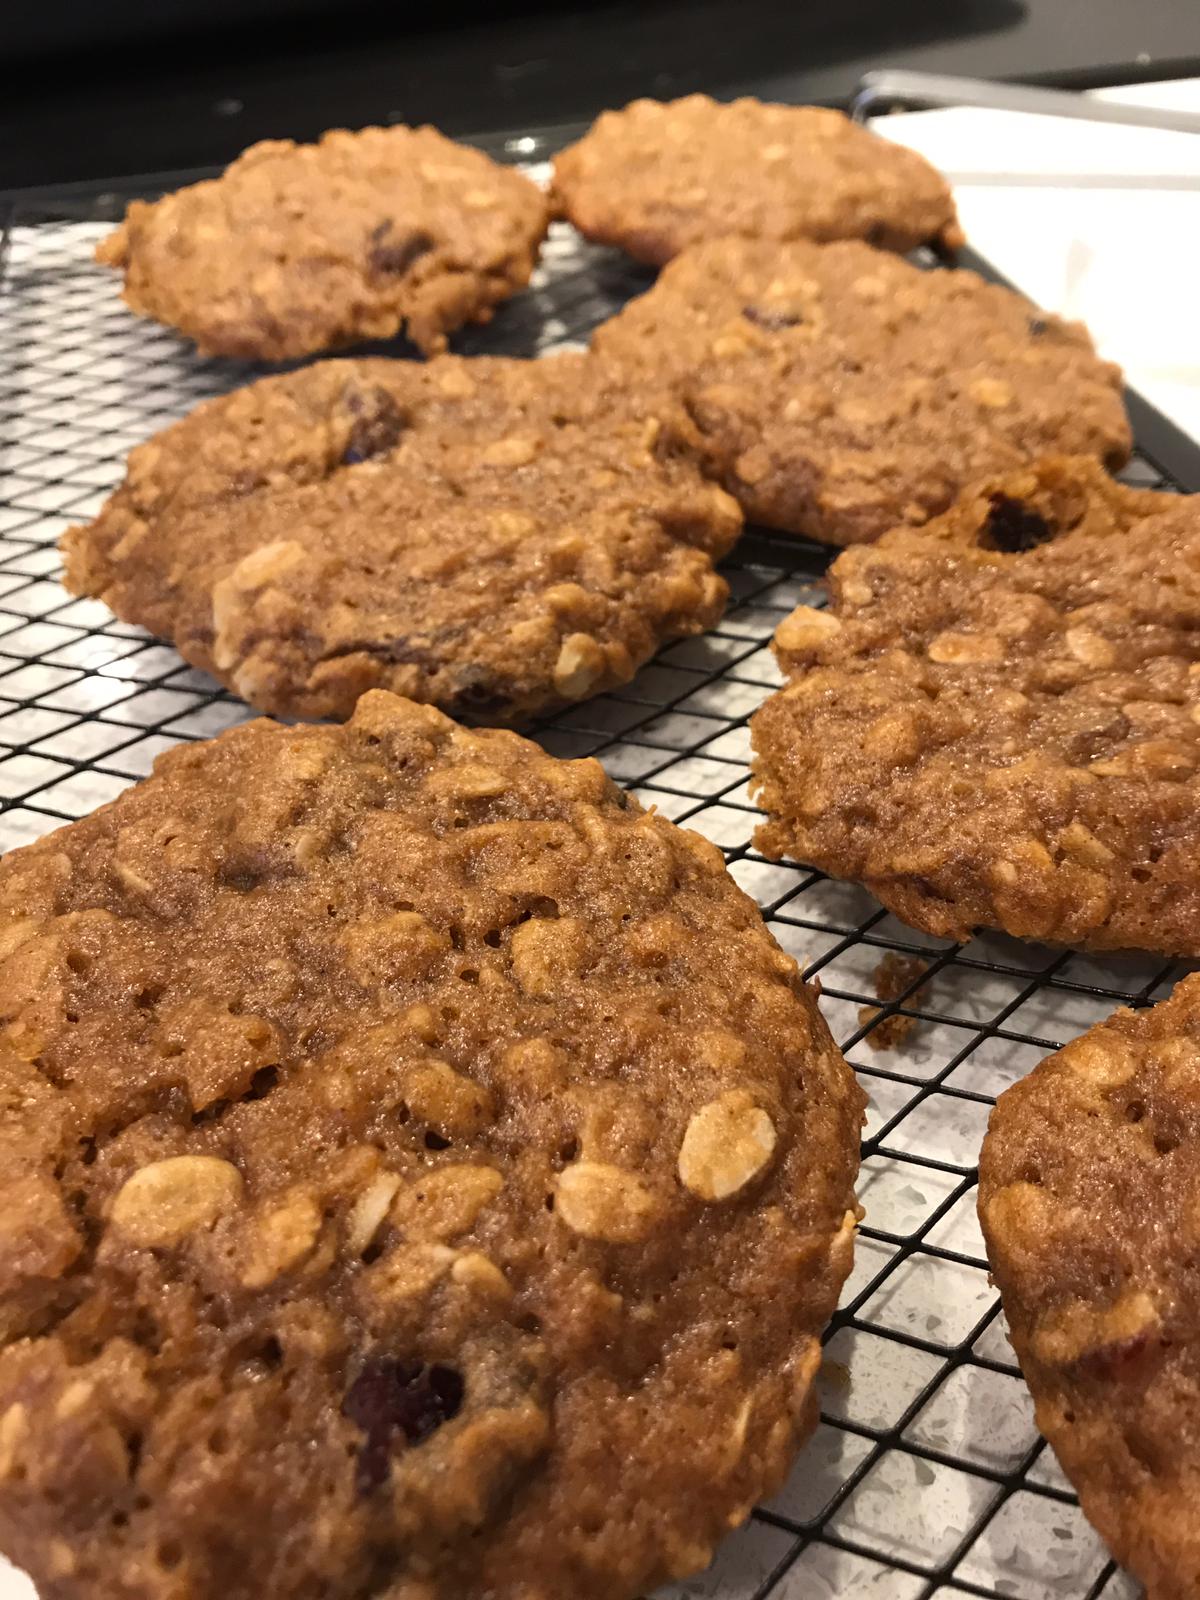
left=858, top=952, right=931, bottom=1051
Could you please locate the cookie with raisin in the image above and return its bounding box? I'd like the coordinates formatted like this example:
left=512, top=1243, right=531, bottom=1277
left=0, top=692, right=863, bottom=1600
left=97, top=124, right=550, bottom=359
left=752, top=458, right=1200, bottom=953
left=592, top=237, right=1130, bottom=545
left=62, top=354, right=742, bottom=723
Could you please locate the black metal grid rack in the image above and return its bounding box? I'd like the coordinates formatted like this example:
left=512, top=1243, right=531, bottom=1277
left=0, top=134, right=1196, bottom=1600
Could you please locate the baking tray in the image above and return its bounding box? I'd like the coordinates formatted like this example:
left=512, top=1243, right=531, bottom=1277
left=0, top=128, right=1196, bottom=1600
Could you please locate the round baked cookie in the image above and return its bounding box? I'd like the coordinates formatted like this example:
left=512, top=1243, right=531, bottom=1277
left=0, top=692, right=863, bottom=1600
left=96, top=125, right=550, bottom=360
left=61, top=353, right=742, bottom=723
left=591, top=237, right=1131, bottom=545
left=552, top=95, right=963, bottom=264
left=980, top=973, right=1200, bottom=1600
left=751, top=457, right=1200, bottom=954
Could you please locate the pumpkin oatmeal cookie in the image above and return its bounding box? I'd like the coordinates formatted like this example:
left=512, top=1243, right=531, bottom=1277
left=0, top=692, right=863, bottom=1600
left=96, top=124, right=550, bottom=359
left=752, top=458, right=1200, bottom=953
left=552, top=95, right=963, bottom=264
left=980, top=973, right=1200, bottom=1600
left=61, top=353, right=742, bottom=723
left=592, top=238, right=1130, bottom=545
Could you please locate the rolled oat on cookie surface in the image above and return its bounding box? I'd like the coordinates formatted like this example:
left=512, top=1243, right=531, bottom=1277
left=96, top=123, right=550, bottom=360
left=980, top=972, right=1200, bottom=1600
left=592, top=237, right=1130, bottom=545
left=61, top=353, right=742, bottom=724
left=0, top=691, right=863, bottom=1600
left=751, top=457, right=1200, bottom=955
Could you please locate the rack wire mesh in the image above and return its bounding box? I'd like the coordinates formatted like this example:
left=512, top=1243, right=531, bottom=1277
left=0, top=137, right=1194, bottom=1600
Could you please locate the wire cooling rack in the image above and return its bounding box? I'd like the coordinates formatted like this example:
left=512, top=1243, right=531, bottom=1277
left=1, top=139, right=1196, bottom=1600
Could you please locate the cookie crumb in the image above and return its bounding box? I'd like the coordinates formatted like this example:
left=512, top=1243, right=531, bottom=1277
left=857, top=953, right=931, bottom=1051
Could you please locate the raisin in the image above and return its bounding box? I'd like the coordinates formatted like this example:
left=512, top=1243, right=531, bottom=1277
left=343, top=1358, right=464, bottom=1493
left=1027, top=316, right=1049, bottom=337
left=368, top=222, right=435, bottom=277
left=1065, top=710, right=1131, bottom=764
left=741, top=305, right=804, bottom=331
left=343, top=384, right=406, bottom=465
left=450, top=666, right=512, bottom=721
left=1077, top=1328, right=1161, bottom=1381
left=977, top=494, right=1056, bottom=554
left=216, top=854, right=269, bottom=893
left=332, top=636, right=437, bottom=668
left=245, top=1065, right=278, bottom=1100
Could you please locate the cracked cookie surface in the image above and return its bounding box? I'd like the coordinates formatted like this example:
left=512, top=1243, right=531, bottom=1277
left=980, top=973, right=1200, bottom=1600
left=96, top=125, right=550, bottom=360
left=592, top=237, right=1130, bottom=545
left=61, top=353, right=742, bottom=723
left=552, top=95, right=963, bottom=264
left=0, top=691, right=863, bottom=1600
left=751, top=458, right=1200, bottom=954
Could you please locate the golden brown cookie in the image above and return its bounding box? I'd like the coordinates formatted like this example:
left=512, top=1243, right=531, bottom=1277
left=0, top=691, right=863, bottom=1600
left=751, top=458, right=1200, bottom=953
left=61, top=354, right=742, bottom=722
left=979, top=972, right=1200, bottom=1600
left=552, top=95, right=963, bottom=263
left=96, top=125, right=550, bottom=359
left=592, top=237, right=1130, bottom=545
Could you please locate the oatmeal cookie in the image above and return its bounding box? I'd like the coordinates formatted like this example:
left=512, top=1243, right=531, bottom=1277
left=61, top=354, right=742, bottom=723
left=96, top=125, right=550, bottom=359
left=552, top=95, right=963, bottom=265
left=592, top=237, right=1130, bottom=545
left=751, top=457, right=1200, bottom=953
left=0, top=692, right=863, bottom=1600
left=980, top=973, right=1200, bottom=1600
